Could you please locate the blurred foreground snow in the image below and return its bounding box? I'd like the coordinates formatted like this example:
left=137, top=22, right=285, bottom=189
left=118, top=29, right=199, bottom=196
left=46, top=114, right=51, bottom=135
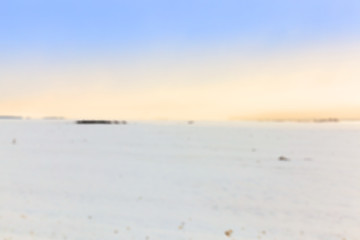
left=1, top=120, right=359, bottom=240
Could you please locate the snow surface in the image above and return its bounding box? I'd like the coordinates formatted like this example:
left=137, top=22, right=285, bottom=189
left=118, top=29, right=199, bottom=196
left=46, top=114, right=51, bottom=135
left=1, top=120, right=360, bottom=240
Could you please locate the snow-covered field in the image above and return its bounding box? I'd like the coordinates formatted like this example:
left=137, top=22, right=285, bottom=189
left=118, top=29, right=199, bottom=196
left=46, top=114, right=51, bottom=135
left=1, top=120, right=359, bottom=240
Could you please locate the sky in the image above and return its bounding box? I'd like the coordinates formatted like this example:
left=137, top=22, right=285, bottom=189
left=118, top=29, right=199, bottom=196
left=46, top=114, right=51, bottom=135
left=1, top=0, right=360, bottom=120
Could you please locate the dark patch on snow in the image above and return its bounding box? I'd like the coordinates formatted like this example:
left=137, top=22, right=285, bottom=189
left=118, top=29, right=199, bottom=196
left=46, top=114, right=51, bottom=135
left=278, top=156, right=290, bottom=161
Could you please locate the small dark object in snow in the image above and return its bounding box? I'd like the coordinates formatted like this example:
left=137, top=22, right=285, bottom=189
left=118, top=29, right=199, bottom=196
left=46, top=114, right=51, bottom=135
left=178, top=222, right=185, bottom=230
left=225, top=229, right=233, bottom=237
left=278, top=156, right=290, bottom=161
left=188, top=120, right=194, bottom=124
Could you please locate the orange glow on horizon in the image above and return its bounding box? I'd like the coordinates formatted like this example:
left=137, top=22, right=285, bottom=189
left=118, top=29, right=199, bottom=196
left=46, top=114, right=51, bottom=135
left=1, top=41, right=360, bottom=121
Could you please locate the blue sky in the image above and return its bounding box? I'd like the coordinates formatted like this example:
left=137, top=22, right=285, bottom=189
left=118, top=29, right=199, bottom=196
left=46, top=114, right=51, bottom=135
left=2, top=0, right=360, bottom=120
left=1, top=0, right=360, bottom=57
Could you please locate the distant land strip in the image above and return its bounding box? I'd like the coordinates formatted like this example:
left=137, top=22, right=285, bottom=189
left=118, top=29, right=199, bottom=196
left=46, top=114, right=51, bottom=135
left=76, top=120, right=127, bottom=125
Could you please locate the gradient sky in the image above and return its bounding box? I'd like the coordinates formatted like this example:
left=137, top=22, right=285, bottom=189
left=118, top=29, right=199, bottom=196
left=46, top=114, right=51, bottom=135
left=1, top=0, right=360, bottom=120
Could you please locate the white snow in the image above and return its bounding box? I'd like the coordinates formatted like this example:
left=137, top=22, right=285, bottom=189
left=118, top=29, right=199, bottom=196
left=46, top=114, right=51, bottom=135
left=1, top=120, right=360, bottom=240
